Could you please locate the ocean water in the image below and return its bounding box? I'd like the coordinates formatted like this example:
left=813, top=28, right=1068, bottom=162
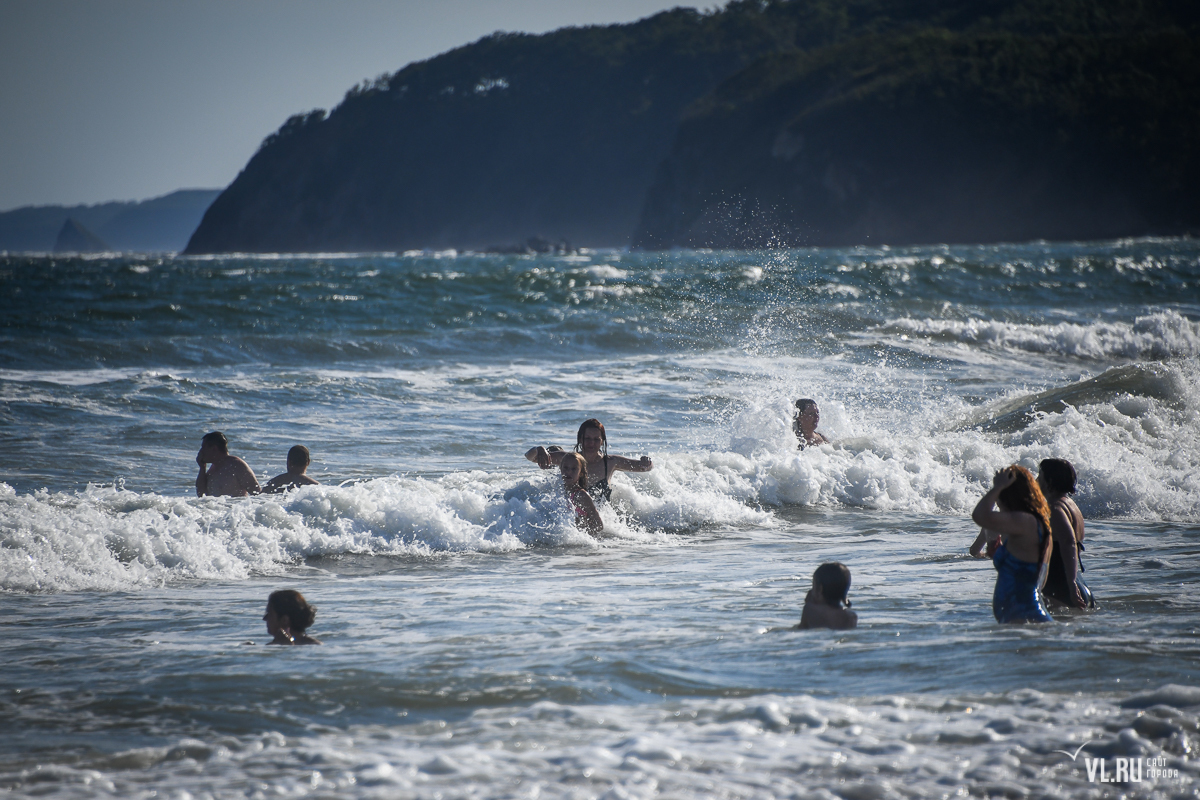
left=1, top=240, right=1199, bottom=798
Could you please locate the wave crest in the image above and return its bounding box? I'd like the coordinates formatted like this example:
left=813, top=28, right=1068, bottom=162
left=885, top=310, right=1200, bottom=361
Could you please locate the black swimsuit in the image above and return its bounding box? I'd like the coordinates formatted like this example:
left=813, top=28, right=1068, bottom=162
left=1043, top=532, right=1096, bottom=608
left=589, top=455, right=611, bottom=502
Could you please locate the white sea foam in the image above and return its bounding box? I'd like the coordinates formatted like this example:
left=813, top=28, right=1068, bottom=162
left=11, top=689, right=1193, bottom=798
left=886, top=310, right=1200, bottom=361
left=6, top=357, right=1195, bottom=595
left=0, top=471, right=682, bottom=594
left=582, top=264, right=628, bottom=280
left=706, top=358, right=1200, bottom=521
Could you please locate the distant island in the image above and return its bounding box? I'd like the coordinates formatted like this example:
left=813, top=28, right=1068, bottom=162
left=186, top=0, right=1200, bottom=254
left=0, top=189, right=221, bottom=253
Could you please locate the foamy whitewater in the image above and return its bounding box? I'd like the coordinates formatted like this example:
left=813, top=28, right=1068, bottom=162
left=1, top=239, right=1198, bottom=798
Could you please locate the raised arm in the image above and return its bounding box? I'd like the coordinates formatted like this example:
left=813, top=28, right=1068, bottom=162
left=196, top=453, right=209, bottom=497
left=608, top=454, right=653, bottom=474
left=972, top=468, right=1043, bottom=563
left=524, top=446, right=565, bottom=470
left=971, top=470, right=1031, bottom=538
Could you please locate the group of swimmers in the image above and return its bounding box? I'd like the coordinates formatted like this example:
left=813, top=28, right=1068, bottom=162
left=971, top=457, right=1095, bottom=623
left=195, top=432, right=319, bottom=497
left=208, top=398, right=1089, bottom=640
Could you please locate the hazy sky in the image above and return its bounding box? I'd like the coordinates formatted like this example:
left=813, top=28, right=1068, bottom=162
left=0, top=0, right=698, bottom=212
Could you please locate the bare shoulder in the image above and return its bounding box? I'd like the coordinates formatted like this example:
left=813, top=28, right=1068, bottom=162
left=799, top=600, right=857, bottom=631
left=231, top=455, right=258, bottom=474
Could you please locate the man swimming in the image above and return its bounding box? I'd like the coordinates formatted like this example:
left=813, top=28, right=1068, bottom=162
left=264, top=445, right=321, bottom=493
left=793, top=399, right=830, bottom=448
left=195, top=431, right=260, bottom=497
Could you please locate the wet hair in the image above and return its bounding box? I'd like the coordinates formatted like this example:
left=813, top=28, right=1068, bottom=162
left=575, top=418, right=607, bottom=456
left=560, top=452, right=589, bottom=491
left=1039, top=458, right=1077, bottom=495
left=267, top=589, right=317, bottom=632
left=202, top=431, right=229, bottom=454
left=998, top=465, right=1054, bottom=565
left=287, top=445, right=311, bottom=471
left=813, top=562, right=851, bottom=608
left=795, top=399, right=818, bottom=414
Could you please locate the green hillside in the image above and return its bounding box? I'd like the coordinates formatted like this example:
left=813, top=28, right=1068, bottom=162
left=185, top=0, right=1199, bottom=253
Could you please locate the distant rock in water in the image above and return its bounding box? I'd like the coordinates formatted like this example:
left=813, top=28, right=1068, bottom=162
left=54, top=218, right=109, bottom=253
left=483, top=237, right=574, bottom=256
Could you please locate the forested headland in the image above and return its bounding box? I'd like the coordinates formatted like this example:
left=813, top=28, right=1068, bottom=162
left=186, top=0, right=1200, bottom=254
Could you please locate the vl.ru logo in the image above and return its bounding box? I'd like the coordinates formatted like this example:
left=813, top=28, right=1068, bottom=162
left=1053, top=742, right=1180, bottom=783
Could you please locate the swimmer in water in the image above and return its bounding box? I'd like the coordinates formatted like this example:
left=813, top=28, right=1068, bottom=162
left=195, top=431, right=260, bottom=497
left=793, top=399, right=830, bottom=448
left=263, top=445, right=320, bottom=493
left=263, top=589, right=321, bottom=645
left=526, top=418, right=652, bottom=502
left=972, top=465, right=1054, bottom=624
left=798, top=562, right=857, bottom=630
left=1038, top=458, right=1095, bottom=609
left=560, top=452, right=603, bottom=536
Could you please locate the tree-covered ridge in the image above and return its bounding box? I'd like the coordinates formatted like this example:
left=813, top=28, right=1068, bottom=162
left=633, top=4, right=1200, bottom=248
left=186, top=0, right=1200, bottom=254
left=186, top=4, right=799, bottom=253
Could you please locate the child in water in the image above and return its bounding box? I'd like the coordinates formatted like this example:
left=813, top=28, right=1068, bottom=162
left=263, top=589, right=322, bottom=645
left=560, top=452, right=603, bottom=536
left=798, top=562, right=858, bottom=630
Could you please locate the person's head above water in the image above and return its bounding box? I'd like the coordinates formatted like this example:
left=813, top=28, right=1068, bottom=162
left=997, top=465, right=1052, bottom=536
left=1038, top=458, right=1077, bottom=495
left=264, top=589, right=318, bottom=644
left=793, top=399, right=821, bottom=438
left=812, top=562, right=852, bottom=608
left=575, top=419, right=607, bottom=456
left=201, top=431, right=229, bottom=455
left=286, top=445, right=311, bottom=473
left=560, top=452, right=589, bottom=491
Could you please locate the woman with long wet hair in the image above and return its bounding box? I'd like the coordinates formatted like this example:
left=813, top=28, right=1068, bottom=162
left=971, top=465, right=1054, bottom=623
left=525, top=418, right=652, bottom=501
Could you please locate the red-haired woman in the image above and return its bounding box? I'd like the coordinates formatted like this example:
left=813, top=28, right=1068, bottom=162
left=971, top=465, right=1054, bottom=624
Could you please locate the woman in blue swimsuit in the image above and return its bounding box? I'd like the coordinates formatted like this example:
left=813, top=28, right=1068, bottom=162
left=971, top=465, right=1054, bottom=624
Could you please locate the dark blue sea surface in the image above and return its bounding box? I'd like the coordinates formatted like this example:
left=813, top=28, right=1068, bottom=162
left=1, top=240, right=1198, bottom=797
